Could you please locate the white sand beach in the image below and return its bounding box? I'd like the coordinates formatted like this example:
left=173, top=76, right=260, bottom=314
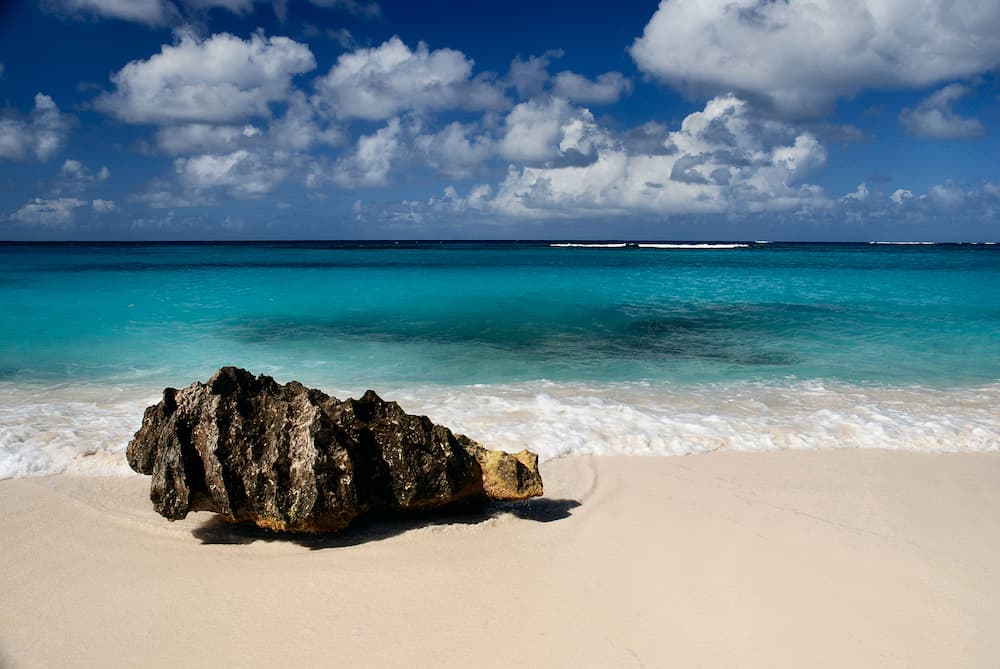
left=2, top=450, right=999, bottom=668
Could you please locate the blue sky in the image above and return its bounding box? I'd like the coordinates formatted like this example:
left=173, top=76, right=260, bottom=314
left=0, top=0, right=998, bottom=241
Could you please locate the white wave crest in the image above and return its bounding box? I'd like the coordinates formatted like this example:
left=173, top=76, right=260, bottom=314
left=550, top=243, right=628, bottom=248
left=0, top=385, right=159, bottom=479
left=870, top=241, right=937, bottom=245
left=638, top=243, right=749, bottom=249
left=393, top=381, right=1000, bottom=461
left=2, top=380, right=997, bottom=479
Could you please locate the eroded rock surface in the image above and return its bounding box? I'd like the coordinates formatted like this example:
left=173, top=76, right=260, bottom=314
left=127, top=367, right=543, bottom=533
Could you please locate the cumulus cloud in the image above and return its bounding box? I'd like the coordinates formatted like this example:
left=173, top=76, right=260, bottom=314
left=91, top=198, right=117, bottom=212
left=498, top=97, right=609, bottom=165
left=476, top=95, right=829, bottom=218
left=138, top=92, right=338, bottom=202
left=266, top=91, right=342, bottom=151
left=890, top=188, right=913, bottom=205
left=97, top=31, right=315, bottom=124
left=427, top=184, right=494, bottom=215
left=506, top=51, right=562, bottom=99
left=925, top=181, right=967, bottom=207
left=503, top=52, right=630, bottom=105
left=174, top=148, right=291, bottom=197
left=314, top=37, right=507, bottom=120
left=332, top=118, right=402, bottom=187
left=813, top=179, right=1000, bottom=236
left=551, top=71, right=632, bottom=105
left=630, top=0, right=1000, bottom=117
left=155, top=123, right=259, bottom=155
left=0, top=94, right=71, bottom=162
left=842, top=183, right=870, bottom=201
left=130, top=184, right=214, bottom=208
left=61, top=159, right=110, bottom=185
left=413, top=122, right=493, bottom=178
left=151, top=93, right=337, bottom=155
left=10, top=197, right=89, bottom=225
left=899, top=84, right=986, bottom=139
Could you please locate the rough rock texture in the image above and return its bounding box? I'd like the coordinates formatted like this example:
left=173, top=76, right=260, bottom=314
left=127, top=367, right=543, bottom=533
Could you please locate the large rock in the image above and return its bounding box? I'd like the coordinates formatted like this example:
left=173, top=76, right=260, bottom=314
left=127, top=367, right=543, bottom=533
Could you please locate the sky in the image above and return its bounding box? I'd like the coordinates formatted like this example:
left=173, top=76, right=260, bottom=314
left=0, top=0, right=998, bottom=241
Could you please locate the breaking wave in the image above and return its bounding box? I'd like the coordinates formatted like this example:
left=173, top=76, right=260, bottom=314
left=2, top=379, right=997, bottom=478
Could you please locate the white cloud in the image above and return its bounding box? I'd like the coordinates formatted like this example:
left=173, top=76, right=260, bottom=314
left=926, top=182, right=966, bottom=207
left=630, top=0, right=1000, bottom=117
left=890, top=188, right=913, bottom=204
left=481, top=95, right=829, bottom=218
left=899, top=84, right=986, bottom=139
left=50, top=0, right=380, bottom=25
left=332, top=118, right=402, bottom=187
left=97, top=31, right=315, bottom=124
left=266, top=92, right=341, bottom=151
left=155, top=123, right=252, bottom=154
left=843, top=183, right=870, bottom=201
left=0, top=94, right=71, bottom=162
left=498, top=97, right=609, bottom=164
left=503, top=53, right=630, bottom=104
left=60, top=159, right=110, bottom=185
left=53, top=0, right=177, bottom=25
left=315, top=36, right=507, bottom=120
left=137, top=99, right=337, bottom=201
left=130, top=184, right=214, bottom=208
left=506, top=51, right=562, bottom=99
left=174, top=148, right=290, bottom=196
left=91, top=198, right=117, bottom=212
left=413, top=122, right=492, bottom=178
left=61, top=159, right=86, bottom=179
left=552, top=71, right=632, bottom=105
left=152, top=94, right=337, bottom=155
left=428, top=184, right=493, bottom=214
left=11, top=197, right=88, bottom=225
left=807, top=180, right=1000, bottom=234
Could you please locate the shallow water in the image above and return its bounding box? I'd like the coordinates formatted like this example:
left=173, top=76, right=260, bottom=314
left=2, top=241, right=998, bottom=477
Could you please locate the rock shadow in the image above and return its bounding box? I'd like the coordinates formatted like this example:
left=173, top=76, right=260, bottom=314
left=191, top=497, right=581, bottom=550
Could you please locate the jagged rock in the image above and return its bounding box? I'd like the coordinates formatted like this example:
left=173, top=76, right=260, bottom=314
left=127, top=367, right=543, bottom=533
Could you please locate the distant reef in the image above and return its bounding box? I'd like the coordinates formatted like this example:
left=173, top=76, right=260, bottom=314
left=127, top=366, right=543, bottom=533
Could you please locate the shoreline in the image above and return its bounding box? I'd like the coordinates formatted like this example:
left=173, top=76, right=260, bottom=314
left=3, top=377, right=999, bottom=478
left=2, top=450, right=999, bottom=667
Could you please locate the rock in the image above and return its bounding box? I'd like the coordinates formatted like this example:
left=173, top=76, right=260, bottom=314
left=127, top=367, right=543, bottom=533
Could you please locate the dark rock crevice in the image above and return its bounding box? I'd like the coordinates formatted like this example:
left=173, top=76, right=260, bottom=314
left=127, top=367, right=543, bottom=533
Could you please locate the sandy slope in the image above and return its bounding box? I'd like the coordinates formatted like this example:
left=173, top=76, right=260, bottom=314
left=2, top=450, right=999, bottom=668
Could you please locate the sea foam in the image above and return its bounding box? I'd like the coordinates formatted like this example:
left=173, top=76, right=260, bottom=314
left=2, top=380, right=997, bottom=479
left=870, top=241, right=937, bottom=245
left=637, top=243, right=749, bottom=249
left=550, top=243, right=628, bottom=248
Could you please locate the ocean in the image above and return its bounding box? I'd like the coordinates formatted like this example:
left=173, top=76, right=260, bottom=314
left=2, top=240, right=998, bottom=478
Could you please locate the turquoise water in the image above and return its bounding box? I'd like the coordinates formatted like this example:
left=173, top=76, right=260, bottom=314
left=2, top=241, right=999, bottom=476
left=2, top=241, right=999, bottom=386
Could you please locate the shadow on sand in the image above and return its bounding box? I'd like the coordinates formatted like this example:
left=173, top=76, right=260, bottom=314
left=191, top=497, right=581, bottom=550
